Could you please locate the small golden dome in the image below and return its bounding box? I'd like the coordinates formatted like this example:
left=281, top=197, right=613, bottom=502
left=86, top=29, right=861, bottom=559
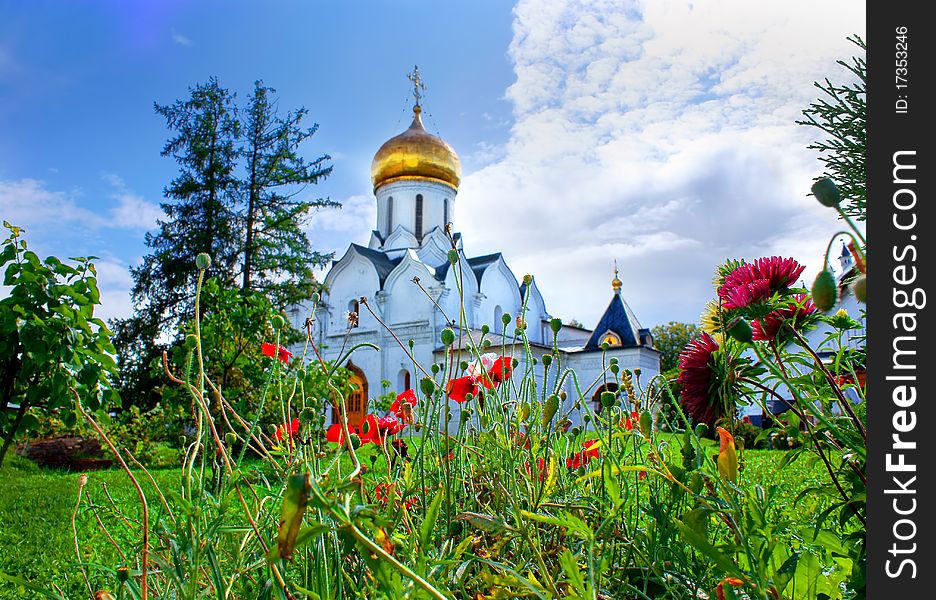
left=612, top=265, right=622, bottom=292
left=370, top=106, right=461, bottom=192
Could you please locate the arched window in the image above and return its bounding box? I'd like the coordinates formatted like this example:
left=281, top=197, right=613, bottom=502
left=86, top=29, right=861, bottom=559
left=397, top=369, right=411, bottom=392
left=494, top=305, right=503, bottom=330
left=348, top=299, right=359, bottom=328
left=387, top=196, right=394, bottom=234
left=415, top=194, right=423, bottom=240
left=443, top=198, right=449, bottom=227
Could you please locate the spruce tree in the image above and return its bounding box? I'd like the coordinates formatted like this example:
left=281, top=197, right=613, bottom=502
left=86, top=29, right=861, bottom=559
left=114, top=78, right=241, bottom=407
left=239, top=81, right=337, bottom=307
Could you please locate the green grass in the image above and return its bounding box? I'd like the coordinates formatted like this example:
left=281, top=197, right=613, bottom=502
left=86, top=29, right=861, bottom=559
left=0, top=440, right=832, bottom=599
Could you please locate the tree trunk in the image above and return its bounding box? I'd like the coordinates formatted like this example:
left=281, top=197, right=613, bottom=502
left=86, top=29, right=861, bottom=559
left=0, top=401, right=28, bottom=468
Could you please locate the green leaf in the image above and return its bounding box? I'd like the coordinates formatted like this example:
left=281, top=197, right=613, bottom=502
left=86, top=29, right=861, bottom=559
left=674, top=520, right=742, bottom=578
left=419, top=486, right=444, bottom=553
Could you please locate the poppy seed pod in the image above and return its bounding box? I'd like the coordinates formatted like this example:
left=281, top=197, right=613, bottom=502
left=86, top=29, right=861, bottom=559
left=541, top=354, right=552, bottom=367
left=502, top=312, right=512, bottom=326
left=600, top=391, right=616, bottom=408
left=639, top=410, right=653, bottom=437
left=441, top=327, right=456, bottom=346
left=224, top=432, right=238, bottom=446
left=195, top=252, right=211, bottom=270
left=852, top=274, right=866, bottom=303
left=811, top=269, right=838, bottom=312
left=481, top=324, right=490, bottom=334
left=299, top=408, right=316, bottom=426
left=550, top=317, right=563, bottom=334
left=541, top=394, right=560, bottom=429
left=811, top=177, right=842, bottom=207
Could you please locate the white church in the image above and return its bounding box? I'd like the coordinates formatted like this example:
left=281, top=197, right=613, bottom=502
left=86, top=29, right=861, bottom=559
left=293, top=79, right=660, bottom=430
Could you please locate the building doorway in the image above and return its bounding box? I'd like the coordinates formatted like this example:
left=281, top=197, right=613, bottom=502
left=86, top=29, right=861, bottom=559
left=333, top=362, right=368, bottom=427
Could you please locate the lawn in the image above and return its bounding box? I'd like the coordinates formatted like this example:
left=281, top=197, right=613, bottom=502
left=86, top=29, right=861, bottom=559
left=0, top=437, right=833, bottom=599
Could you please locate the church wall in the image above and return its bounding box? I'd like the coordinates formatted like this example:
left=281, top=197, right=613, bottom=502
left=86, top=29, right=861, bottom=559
left=477, top=264, right=522, bottom=338
left=376, top=179, right=456, bottom=244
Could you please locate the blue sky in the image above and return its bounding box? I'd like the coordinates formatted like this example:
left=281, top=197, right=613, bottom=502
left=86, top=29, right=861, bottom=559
left=1, top=0, right=865, bottom=330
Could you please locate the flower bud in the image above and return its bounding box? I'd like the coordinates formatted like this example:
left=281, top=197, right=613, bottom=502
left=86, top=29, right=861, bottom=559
left=482, top=339, right=492, bottom=349
left=639, top=410, right=653, bottom=437
left=420, top=377, right=437, bottom=397
left=811, top=177, right=842, bottom=208
left=481, top=324, right=490, bottom=334
left=811, top=269, right=838, bottom=312
left=541, top=394, right=560, bottom=429
left=311, top=292, right=321, bottom=304
left=299, top=408, right=316, bottom=426
left=459, top=360, right=469, bottom=371
left=693, top=423, right=708, bottom=438
left=349, top=433, right=362, bottom=449
left=600, top=391, right=616, bottom=409
left=726, top=317, right=753, bottom=344
left=550, top=317, right=563, bottom=334
left=116, top=566, right=130, bottom=583
left=461, top=409, right=472, bottom=422
left=272, top=315, right=285, bottom=330
left=519, top=402, right=531, bottom=423
left=447, top=249, right=459, bottom=265
left=195, top=252, right=211, bottom=270
left=852, top=274, right=866, bottom=303
left=502, top=312, right=512, bottom=326
left=569, top=426, right=582, bottom=438
left=441, top=327, right=456, bottom=346
left=224, top=432, right=238, bottom=446
left=431, top=363, right=440, bottom=374
left=610, top=363, right=619, bottom=374
left=601, top=342, right=610, bottom=351
left=522, top=273, right=533, bottom=285
left=541, top=354, right=552, bottom=367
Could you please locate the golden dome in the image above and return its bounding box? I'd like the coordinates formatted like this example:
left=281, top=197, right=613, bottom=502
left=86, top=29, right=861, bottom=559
left=370, top=106, right=461, bottom=192
left=612, top=265, right=622, bottom=292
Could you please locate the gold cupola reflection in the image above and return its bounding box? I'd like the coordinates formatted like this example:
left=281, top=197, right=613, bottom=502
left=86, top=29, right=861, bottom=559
left=370, top=104, right=462, bottom=192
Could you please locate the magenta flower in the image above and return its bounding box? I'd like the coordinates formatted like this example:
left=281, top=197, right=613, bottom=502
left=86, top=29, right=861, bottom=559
left=752, top=294, right=818, bottom=342
left=717, top=257, right=805, bottom=310
left=676, top=332, right=722, bottom=428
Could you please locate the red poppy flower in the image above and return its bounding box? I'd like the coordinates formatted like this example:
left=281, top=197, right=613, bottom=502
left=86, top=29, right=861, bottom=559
left=676, top=332, right=722, bottom=428
left=490, top=356, right=514, bottom=384
left=515, top=431, right=532, bottom=450
left=620, top=411, right=639, bottom=430
left=326, top=423, right=357, bottom=444
left=717, top=257, right=805, bottom=310
left=390, top=389, right=418, bottom=419
left=274, top=417, right=300, bottom=442
left=567, top=440, right=601, bottom=470
left=262, top=342, right=293, bottom=364
left=751, top=294, right=817, bottom=341
left=378, top=414, right=404, bottom=436
left=446, top=376, right=480, bottom=403
left=525, top=457, right=547, bottom=482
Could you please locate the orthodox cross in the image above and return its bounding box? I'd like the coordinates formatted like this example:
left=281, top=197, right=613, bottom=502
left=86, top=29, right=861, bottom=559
left=407, top=65, right=427, bottom=107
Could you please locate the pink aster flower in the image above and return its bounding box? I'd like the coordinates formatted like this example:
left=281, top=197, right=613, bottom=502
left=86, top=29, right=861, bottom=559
left=717, top=257, right=805, bottom=310
left=752, top=294, right=817, bottom=342
left=676, top=332, right=722, bottom=428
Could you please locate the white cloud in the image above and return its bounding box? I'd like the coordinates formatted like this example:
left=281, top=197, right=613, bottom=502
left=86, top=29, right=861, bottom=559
left=171, top=29, right=194, bottom=47
left=103, top=174, right=162, bottom=230
left=457, top=0, right=865, bottom=328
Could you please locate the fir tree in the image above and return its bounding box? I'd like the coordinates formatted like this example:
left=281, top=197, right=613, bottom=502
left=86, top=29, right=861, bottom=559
left=239, top=81, right=337, bottom=307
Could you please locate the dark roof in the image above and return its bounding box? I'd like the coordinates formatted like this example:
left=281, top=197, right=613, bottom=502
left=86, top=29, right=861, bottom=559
left=350, top=243, right=400, bottom=288
left=582, top=292, right=644, bottom=351
left=466, top=253, right=502, bottom=286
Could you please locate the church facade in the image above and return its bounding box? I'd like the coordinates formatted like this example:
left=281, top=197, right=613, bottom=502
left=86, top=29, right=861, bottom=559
left=291, top=97, right=660, bottom=431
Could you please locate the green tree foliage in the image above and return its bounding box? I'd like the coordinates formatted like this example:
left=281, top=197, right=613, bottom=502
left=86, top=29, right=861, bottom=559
left=798, top=35, right=866, bottom=221
left=0, top=223, right=118, bottom=466
left=240, top=81, right=338, bottom=307
left=114, top=78, right=338, bottom=409
left=650, top=321, right=698, bottom=373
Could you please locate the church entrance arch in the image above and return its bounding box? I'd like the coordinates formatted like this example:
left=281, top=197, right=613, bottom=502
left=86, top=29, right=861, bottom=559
left=334, top=362, right=368, bottom=427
